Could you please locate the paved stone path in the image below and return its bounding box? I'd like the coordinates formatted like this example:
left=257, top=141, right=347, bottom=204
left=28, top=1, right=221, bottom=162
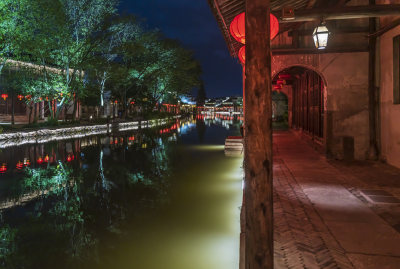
left=273, top=131, right=400, bottom=269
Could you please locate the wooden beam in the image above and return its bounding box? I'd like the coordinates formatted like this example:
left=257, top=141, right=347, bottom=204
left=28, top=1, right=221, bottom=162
left=369, top=18, right=400, bottom=37
left=272, top=4, right=400, bottom=23
left=244, top=0, right=273, bottom=268
left=210, top=0, right=238, bottom=57
left=287, top=27, right=369, bottom=36
left=271, top=46, right=369, bottom=55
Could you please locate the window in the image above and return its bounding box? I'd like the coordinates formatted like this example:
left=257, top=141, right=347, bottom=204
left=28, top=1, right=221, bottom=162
left=393, top=35, right=400, bottom=104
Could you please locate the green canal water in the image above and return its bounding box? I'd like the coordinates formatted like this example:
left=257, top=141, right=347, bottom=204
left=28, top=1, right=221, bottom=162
left=0, top=116, right=243, bottom=269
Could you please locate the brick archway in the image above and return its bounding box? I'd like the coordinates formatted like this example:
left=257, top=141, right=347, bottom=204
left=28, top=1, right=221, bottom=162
left=271, top=52, right=370, bottom=160
left=273, top=65, right=326, bottom=140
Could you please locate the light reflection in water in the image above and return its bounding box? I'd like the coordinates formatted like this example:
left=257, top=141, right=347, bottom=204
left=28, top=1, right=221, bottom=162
left=0, top=116, right=243, bottom=269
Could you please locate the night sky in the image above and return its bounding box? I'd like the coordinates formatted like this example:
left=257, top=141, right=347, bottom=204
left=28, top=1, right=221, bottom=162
left=118, top=0, right=243, bottom=98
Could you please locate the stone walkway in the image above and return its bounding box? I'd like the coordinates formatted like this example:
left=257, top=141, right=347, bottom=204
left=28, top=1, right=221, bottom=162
left=273, top=131, right=400, bottom=269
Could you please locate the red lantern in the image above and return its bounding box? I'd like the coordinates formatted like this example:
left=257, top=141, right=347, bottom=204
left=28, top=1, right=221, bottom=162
left=278, top=74, right=291, bottom=80
left=1, top=94, right=8, bottom=101
left=273, top=84, right=283, bottom=91
left=238, top=46, right=246, bottom=64
left=17, top=95, right=24, bottom=101
left=229, top=12, right=279, bottom=44
left=230, top=13, right=246, bottom=44
left=277, top=79, right=286, bottom=85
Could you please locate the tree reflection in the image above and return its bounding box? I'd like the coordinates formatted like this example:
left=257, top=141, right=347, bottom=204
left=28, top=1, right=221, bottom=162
left=196, top=117, right=207, bottom=143
left=0, top=127, right=177, bottom=268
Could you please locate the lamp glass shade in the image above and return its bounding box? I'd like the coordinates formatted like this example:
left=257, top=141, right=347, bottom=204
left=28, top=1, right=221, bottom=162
left=313, top=25, right=329, bottom=49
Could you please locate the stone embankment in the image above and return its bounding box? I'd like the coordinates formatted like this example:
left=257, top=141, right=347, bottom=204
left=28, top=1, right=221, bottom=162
left=0, top=117, right=179, bottom=149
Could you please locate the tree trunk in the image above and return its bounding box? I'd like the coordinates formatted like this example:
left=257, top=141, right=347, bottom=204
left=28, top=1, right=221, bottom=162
left=244, top=0, right=273, bottom=268
left=34, top=103, right=37, bottom=123
left=73, top=95, right=78, bottom=121
left=11, top=92, right=15, bottom=125
left=28, top=103, right=33, bottom=124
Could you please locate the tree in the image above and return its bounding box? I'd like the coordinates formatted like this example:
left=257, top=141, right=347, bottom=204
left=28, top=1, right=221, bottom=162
left=88, top=15, right=141, bottom=116
left=196, top=82, right=207, bottom=107
left=146, top=39, right=202, bottom=105
left=0, top=0, right=31, bottom=74
left=16, top=0, right=119, bottom=121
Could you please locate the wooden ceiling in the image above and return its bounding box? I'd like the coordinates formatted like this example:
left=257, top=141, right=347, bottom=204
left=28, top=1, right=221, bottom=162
left=207, top=0, right=350, bottom=57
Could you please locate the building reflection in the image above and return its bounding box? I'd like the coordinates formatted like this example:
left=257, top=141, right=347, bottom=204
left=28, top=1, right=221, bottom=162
left=0, top=117, right=241, bottom=268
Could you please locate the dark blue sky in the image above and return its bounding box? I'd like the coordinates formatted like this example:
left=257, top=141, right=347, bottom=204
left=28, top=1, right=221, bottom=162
left=118, top=0, right=243, bottom=98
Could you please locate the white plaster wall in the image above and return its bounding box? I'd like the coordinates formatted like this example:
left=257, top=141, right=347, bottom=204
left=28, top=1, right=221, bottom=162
left=321, top=53, right=369, bottom=160
left=272, top=52, right=370, bottom=160
left=379, top=25, right=400, bottom=168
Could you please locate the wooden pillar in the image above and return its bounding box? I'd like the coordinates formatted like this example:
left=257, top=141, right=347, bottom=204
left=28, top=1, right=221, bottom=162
left=243, top=65, right=246, bottom=114
left=368, top=0, right=378, bottom=159
left=244, top=0, right=273, bottom=268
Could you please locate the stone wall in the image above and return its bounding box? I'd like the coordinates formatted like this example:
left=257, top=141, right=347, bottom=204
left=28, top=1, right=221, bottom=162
left=379, top=25, right=400, bottom=168
left=272, top=52, right=370, bottom=160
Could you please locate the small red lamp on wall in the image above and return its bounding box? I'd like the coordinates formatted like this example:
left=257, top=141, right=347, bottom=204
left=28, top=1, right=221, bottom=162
left=17, top=95, right=24, bottom=101
left=1, top=93, right=8, bottom=101
left=37, top=157, right=44, bottom=164
left=230, top=12, right=279, bottom=44
left=0, top=163, right=7, bottom=173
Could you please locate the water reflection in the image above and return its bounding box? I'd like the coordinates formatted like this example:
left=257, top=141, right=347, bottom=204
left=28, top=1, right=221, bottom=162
left=0, top=115, right=243, bottom=269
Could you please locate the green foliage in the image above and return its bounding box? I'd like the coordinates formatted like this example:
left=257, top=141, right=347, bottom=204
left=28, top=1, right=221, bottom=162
left=0, top=225, right=16, bottom=261
left=20, top=164, right=72, bottom=195
left=0, top=0, right=203, bottom=121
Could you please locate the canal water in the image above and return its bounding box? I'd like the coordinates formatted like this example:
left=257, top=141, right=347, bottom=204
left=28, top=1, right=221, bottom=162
left=0, top=116, right=243, bottom=269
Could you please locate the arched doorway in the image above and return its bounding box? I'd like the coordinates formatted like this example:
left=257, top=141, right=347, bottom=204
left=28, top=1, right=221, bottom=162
left=273, top=66, right=325, bottom=140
